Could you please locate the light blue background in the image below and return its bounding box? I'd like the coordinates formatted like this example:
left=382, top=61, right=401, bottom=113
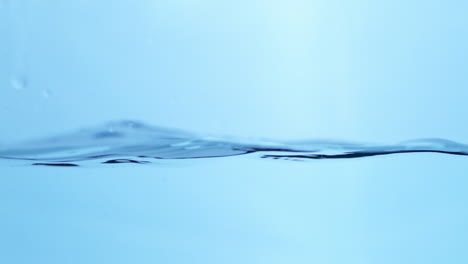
left=1, top=1, right=468, bottom=263
left=1, top=0, right=467, bottom=142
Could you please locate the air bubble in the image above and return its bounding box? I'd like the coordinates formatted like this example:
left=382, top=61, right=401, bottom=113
left=41, top=89, right=51, bottom=98
left=10, top=77, right=27, bottom=90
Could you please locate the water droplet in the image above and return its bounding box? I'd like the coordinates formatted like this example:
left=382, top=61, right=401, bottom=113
left=41, top=89, right=51, bottom=99
left=10, top=77, right=27, bottom=90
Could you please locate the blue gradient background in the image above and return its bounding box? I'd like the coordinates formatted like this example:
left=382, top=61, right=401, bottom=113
left=1, top=1, right=468, bottom=263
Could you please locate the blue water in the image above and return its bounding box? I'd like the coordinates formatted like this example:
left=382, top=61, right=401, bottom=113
left=3, top=140, right=468, bottom=264
left=2, top=120, right=468, bottom=166
left=2, top=0, right=468, bottom=264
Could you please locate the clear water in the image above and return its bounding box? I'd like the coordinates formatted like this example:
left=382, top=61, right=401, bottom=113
left=3, top=138, right=468, bottom=264
left=2, top=122, right=468, bottom=264
left=2, top=120, right=468, bottom=166
left=2, top=1, right=468, bottom=264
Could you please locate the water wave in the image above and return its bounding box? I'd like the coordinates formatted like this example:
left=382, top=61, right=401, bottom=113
left=1, top=120, right=467, bottom=166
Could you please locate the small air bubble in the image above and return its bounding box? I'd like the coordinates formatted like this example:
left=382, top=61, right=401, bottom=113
left=10, top=77, right=27, bottom=90
left=41, top=89, right=51, bottom=98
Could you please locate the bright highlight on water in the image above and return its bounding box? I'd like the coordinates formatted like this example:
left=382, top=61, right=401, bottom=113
left=1, top=120, right=468, bottom=167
